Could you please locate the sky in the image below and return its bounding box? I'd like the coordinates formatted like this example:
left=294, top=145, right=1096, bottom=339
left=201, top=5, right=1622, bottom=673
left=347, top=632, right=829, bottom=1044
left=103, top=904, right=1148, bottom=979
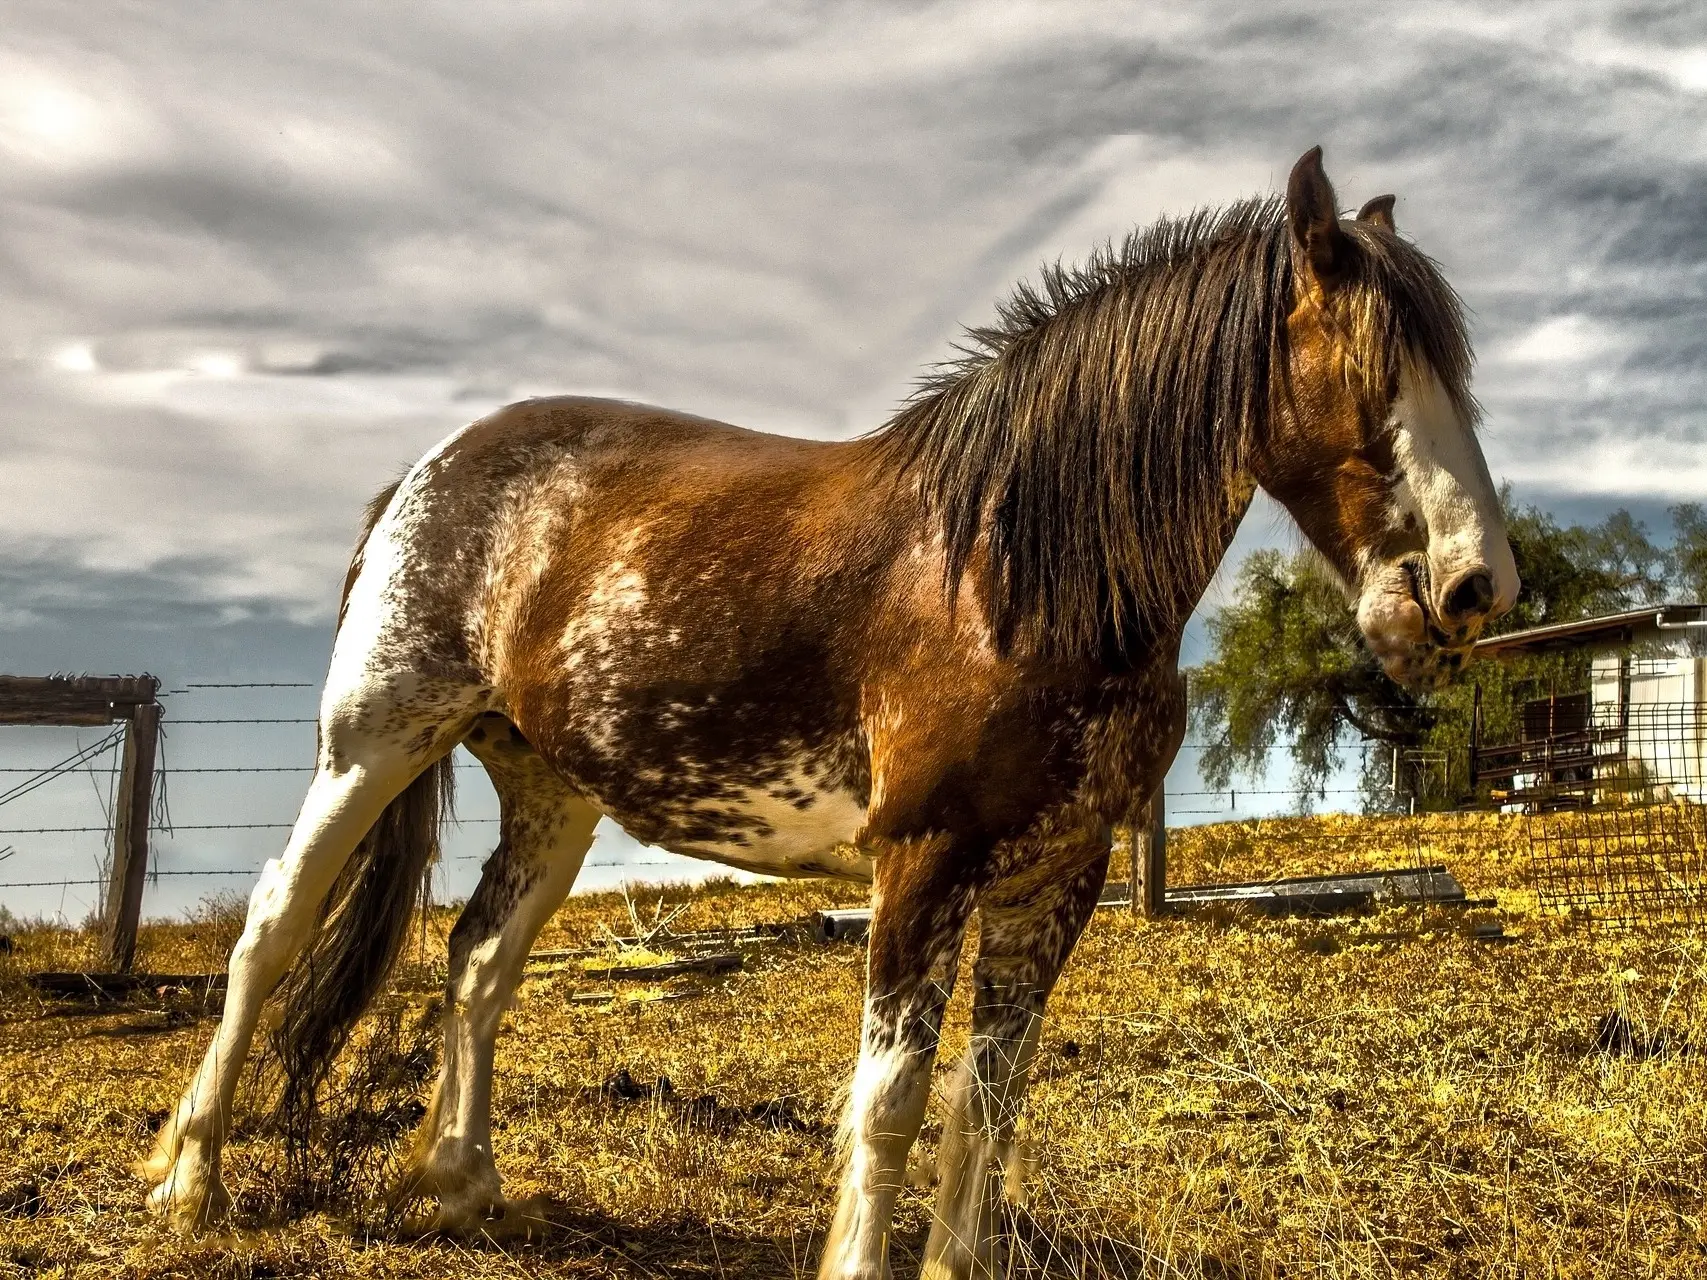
left=2, top=1, right=1705, bottom=919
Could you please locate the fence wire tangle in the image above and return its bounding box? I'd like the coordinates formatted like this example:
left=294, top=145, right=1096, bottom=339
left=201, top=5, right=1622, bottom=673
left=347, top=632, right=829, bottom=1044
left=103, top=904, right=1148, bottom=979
left=1484, top=693, right=1707, bottom=928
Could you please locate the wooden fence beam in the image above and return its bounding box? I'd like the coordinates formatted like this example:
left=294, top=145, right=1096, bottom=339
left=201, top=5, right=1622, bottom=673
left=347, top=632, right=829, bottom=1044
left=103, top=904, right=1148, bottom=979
left=104, top=700, right=160, bottom=973
left=0, top=674, right=159, bottom=726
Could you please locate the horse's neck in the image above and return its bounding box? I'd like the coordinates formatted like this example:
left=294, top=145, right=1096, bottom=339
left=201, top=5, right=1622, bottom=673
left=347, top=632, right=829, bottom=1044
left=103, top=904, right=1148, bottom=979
left=863, top=403, right=1259, bottom=668
left=1111, top=466, right=1258, bottom=668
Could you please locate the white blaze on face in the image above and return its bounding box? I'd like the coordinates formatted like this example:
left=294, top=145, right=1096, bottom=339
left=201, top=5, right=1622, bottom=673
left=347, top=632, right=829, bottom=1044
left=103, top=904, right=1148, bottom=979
left=1384, top=360, right=1519, bottom=623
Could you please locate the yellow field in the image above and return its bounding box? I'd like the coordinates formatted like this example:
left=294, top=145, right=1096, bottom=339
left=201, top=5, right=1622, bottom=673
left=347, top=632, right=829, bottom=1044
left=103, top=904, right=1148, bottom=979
left=3, top=813, right=1706, bottom=1278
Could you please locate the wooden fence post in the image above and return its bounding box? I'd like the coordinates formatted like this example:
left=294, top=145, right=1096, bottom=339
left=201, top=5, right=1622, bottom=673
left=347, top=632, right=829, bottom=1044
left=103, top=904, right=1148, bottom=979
left=1128, top=822, right=1139, bottom=913
left=1135, top=787, right=1167, bottom=917
left=104, top=699, right=160, bottom=973
left=0, top=674, right=161, bottom=970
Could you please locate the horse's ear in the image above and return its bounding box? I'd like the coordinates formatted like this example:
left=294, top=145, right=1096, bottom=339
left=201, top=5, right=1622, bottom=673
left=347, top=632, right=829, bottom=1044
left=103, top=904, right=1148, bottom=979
left=1357, top=194, right=1397, bottom=232
left=1286, top=146, right=1350, bottom=289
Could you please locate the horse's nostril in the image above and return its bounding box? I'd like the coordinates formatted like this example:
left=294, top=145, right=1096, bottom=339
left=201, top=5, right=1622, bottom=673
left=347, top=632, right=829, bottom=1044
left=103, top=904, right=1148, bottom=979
left=1445, top=570, right=1496, bottom=621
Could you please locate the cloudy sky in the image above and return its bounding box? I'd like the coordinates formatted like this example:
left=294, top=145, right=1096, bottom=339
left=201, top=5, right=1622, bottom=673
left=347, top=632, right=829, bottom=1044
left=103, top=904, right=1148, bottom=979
left=3, top=2, right=1705, bottom=916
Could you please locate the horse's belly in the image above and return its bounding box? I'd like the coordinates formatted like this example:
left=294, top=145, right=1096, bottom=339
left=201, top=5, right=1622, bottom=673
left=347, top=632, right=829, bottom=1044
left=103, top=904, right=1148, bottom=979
left=651, top=768, right=873, bottom=881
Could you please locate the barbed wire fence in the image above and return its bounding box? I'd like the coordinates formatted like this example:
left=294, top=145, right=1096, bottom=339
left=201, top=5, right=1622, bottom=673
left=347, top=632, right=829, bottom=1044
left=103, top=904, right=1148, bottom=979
left=0, top=679, right=1387, bottom=921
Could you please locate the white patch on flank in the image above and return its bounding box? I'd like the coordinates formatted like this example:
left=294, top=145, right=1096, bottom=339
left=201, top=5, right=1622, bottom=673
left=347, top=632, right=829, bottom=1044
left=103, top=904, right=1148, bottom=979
left=560, top=561, right=649, bottom=668
left=1383, top=361, right=1518, bottom=618
left=471, top=463, right=586, bottom=666
left=556, top=559, right=654, bottom=755
left=329, top=420, right=474, bottom=687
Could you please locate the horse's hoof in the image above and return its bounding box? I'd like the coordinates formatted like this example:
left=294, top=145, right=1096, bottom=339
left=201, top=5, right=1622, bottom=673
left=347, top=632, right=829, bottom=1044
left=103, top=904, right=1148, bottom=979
left=385, top=1165, right=430, bottom=1212
left=428, top=1187, right=508, bottom=1236
left=144, top=1168, right=233, bottom=1232
left=445, top=1195, right=548, bottom=1241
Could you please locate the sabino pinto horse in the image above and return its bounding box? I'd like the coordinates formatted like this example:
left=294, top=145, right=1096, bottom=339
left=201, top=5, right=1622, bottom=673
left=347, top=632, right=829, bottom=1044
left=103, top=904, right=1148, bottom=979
left=142, top=148, right=1516, bottom=1277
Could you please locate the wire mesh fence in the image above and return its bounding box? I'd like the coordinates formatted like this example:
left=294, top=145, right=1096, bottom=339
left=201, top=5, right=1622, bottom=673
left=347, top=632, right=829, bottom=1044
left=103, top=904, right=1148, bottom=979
left=0, top=682, right=694, bottom=925
left=1528, top=801, right=1707, bottom=928
left=1474, top=689, right=1707, bottom=928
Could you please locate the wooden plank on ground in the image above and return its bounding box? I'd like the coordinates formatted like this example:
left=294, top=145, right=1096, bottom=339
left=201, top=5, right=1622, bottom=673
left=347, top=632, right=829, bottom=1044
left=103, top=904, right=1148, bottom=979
left=1164, top=865, right=1468, bottom=915
left=813, top=865, right=1470, bottom=939
left=564, top=953, right=743, bottom=980
left=29, top=971, right=226, bottom=998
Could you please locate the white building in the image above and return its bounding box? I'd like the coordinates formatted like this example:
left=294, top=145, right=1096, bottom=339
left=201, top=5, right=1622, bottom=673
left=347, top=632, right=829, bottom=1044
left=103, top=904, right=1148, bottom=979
left=1474, top=604, right=1707, bottom=806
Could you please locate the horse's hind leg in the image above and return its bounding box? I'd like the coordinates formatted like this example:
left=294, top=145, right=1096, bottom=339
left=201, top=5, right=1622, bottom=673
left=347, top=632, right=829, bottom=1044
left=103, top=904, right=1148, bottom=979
left=393, top=714, right=598, bottom=1230
left=922, top=842, right=1109, bottom=1280
left=140, top=677, right=478, bottom=1228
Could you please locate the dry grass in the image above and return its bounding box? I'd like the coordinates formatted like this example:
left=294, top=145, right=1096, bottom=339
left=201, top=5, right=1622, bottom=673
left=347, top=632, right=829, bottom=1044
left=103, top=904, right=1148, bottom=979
left=2, top=814, right=1706, bottom=1277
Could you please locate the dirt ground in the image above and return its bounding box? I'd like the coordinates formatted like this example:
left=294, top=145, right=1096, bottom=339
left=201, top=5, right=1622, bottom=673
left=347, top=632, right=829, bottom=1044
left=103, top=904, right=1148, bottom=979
left=2, top=813, right=1705, bottom=1278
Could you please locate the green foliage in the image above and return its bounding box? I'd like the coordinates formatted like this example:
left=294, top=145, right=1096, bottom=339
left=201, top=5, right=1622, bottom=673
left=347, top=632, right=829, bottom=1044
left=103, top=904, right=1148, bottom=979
left=1497, top=496, right=1658, bottom=627
left=1191, top=497, right=1700, bottom=810
left=1671, top=503, right=1707, bottom=603
left=1190, top=551, right=1428, bottom=805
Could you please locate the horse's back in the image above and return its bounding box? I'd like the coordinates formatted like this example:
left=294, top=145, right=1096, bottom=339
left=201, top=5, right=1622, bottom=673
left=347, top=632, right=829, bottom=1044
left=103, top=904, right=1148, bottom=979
left=354, top=395, right=874, bottom=658
left=447, top=395, right=894, bottom=672
left=443, top=394, right=835, bottom=482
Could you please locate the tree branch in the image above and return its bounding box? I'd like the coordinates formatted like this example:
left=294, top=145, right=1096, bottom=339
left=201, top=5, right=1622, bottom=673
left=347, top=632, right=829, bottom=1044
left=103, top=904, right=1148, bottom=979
left=1330, top=690, right=1417, bottom=746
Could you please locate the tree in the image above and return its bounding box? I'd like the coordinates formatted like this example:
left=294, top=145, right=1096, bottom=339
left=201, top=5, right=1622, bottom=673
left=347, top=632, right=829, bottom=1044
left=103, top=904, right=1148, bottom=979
left=1190, top=497, right=1686, bottom=809
left=1190, top=550, right=1427, bottom=805
left=1670, top=503, right=1707, bottom=603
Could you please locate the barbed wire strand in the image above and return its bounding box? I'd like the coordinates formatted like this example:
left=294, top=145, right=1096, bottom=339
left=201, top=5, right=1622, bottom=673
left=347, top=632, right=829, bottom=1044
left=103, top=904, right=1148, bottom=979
left=0, top=681, right=1393, bottom=899
left=0, top=860, right=690, bottom=890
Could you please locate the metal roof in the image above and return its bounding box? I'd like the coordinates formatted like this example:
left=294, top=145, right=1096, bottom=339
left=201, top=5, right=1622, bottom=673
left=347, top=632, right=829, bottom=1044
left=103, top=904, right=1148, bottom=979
left=1472, top=603, right=1707, bottom=658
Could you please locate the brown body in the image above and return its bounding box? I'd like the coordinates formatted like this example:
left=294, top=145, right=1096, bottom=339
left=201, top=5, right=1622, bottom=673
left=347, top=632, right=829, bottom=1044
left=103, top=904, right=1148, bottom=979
left=140, top=149, right=1516, bottom=1280
left=426, top=397, right=1181, bottom=870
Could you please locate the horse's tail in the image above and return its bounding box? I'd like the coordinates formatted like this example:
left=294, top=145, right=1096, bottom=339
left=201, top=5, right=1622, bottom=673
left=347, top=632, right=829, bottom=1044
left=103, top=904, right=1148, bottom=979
left=270, top=478, right=457, bottom=1138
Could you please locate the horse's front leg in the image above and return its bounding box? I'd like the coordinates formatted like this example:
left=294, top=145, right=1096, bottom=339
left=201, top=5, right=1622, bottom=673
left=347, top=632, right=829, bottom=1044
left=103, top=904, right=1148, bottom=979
left=923, top=841, right=1109, bottom=1280
left=820, top=838, right=979, bottom=1280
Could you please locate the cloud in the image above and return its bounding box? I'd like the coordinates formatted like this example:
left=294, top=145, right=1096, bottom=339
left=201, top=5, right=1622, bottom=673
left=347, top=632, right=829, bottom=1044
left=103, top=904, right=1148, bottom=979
left=6, top=1, right=1707, bottom=903
left=1, top=0, right=1703, bottom=620
left=1504, top=316, right=1633, bottom=365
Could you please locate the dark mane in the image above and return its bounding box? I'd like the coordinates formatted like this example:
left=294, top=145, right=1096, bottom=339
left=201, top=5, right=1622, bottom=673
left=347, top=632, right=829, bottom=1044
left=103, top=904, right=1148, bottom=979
left=870, top=195, right=1476, bottom=660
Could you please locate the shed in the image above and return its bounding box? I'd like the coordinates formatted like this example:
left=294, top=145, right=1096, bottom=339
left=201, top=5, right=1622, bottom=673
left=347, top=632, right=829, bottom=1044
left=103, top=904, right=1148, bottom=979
left=1471, top=604, right=1706, bottom=807
left=1467, top=604, right=1707, bottom=926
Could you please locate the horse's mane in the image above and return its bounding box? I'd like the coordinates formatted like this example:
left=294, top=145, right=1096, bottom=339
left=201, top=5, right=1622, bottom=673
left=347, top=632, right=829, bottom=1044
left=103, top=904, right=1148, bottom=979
left=869, top=195, right=1476, bottom=661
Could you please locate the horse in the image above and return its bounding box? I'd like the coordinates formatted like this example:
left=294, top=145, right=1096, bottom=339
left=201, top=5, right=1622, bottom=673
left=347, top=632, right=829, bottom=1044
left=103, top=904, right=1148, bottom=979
left=140, top=147, right=1517, bottom=1278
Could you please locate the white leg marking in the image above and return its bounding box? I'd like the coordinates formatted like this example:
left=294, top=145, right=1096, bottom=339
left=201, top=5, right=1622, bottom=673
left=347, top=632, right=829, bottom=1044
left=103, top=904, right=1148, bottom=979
left=821, top=1019, right=936, bottom=1280
left=141, top=755, right=422, bottom=1227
